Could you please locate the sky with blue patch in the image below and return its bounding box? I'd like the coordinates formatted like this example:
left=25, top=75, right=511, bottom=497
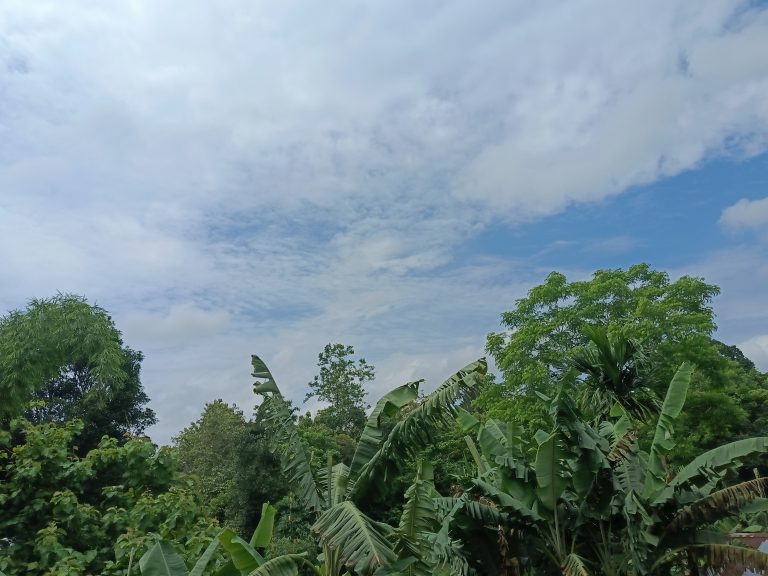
left=1, top=0, right=767, bottom=443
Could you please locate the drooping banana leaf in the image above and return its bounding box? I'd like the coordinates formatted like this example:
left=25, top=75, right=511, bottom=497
left=252, top=355, right=324, bottom=513
left=642, top=363, right=693, bottom=500
left=654, top=437, right=768, bottom=505
left=473, top=478, right=542, bottom=522
left=312, top=500, right=398, bottom=575
left=652, top=544, right=768, bottom=574
left=348, top=381, right=420, bottom=483
left=247, top=554, right=317, bottom=576
left=665, top=477, right=768, bottom=534
left=139, top=541, right=189, bottom=576
left=350, top=359, right=487, bottom=501
left=390, top=461, right=439, bottom=575
left=218, top=528, right=266, bottom=575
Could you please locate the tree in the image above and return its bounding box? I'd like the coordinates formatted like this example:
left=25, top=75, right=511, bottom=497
left=0, top=294, right=156, bottom=449
left=479, top=264, right=768, bottom=462
left=253, top=354, right=487, bottom=575
left=0, top=418, right=220, bottom=576
left=174, top=400, right=286, bottom=536
left=305, top=344, right=374, bottom=438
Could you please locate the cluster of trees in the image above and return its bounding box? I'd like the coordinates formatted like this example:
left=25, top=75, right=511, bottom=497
left=1, top=264, right=767, bottom=576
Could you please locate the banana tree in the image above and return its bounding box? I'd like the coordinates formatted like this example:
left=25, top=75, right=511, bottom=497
left=252, top=355, right=487, bottom=575
left=137, top=502, right=319, bottom=576
left=465, top=362, right=768, bottom=576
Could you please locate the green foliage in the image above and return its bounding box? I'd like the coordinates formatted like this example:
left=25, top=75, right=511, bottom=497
left=465, top=361, right=768, bottom=576
left=480, top=263, right=768, bottom=465
left=0, top=418, right=219, bottom=576
left=254, top=355, right=487, bottom=575
left=306, top=344, right=375, bottom=438
left=137, top=504, right=319, bottom=576
left=174, top=400, right=286, bottom=536
left=0, top=294, right=156, bottom=449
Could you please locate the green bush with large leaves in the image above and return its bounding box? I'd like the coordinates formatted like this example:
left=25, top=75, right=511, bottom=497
left=461, top=358, right=768, bottom=576
left=252, top=355, right=488, bottom=575
left=0, top=418, right=219, bottom=576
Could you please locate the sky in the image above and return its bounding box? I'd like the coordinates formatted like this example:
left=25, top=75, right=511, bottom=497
left=1, top=0, right=767, bottom=444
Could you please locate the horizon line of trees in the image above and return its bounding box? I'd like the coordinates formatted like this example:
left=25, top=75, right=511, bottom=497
left=1, top=263, right=767, bottom=575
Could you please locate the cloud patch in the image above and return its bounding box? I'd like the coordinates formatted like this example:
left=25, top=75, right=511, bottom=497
left=720, top=197, right=768, bottom=230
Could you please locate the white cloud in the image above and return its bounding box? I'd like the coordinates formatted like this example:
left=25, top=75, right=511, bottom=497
left=720, top=197, right=768, bottom=230
left=740, top=335, right=768, bottom=372
left=1, top=0, right=768, bottom=441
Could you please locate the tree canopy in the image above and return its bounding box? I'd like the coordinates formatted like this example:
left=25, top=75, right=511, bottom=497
left=305, top=343, right=374, bottom=437
left=477, top=264, right=768, bottom=462
left=174, top=400, right=286, bottom=536
left=0, top=294, right=156, bottom=450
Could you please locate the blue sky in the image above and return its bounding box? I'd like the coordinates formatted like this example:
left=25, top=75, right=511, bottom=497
left=1, top=0, right=767, bottom=443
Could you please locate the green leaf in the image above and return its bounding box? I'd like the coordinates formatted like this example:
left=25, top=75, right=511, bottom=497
left=214, top=561, right=240, bottom=576
left=392, top=461, right=438, bottom=574
left=139, top=541, right=189, bottom=576
left=218, top=528, right=266, bottom=575
left=666, top=477, right=768, bottom=533
left=252, top=355, right=324, bottom=513
left=312, top=501, right=397, bottom=574
left=474, top=479, right=541, bottom=522
left=348, top=382, right=420, bottom=483
left=250, top=502, right=277, bottom=549
left=351, top=359, right=487, bottom=501
left=251, top=355, right=278, bottom=391
left=190, top=533, right=223, bottom=576
left=535, top=432, right=567, bottom=510
left=655, top=437, right=768, bottom=504
left=643, top=363, right=693, bottom=499
left=248, top=554, right=312, bottom=576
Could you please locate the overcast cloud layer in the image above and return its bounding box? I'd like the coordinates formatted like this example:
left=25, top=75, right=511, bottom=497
left=1, top=0, right=767, bottom=443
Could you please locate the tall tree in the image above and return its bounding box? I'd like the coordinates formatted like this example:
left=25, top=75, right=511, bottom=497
left=306, top=343, right=374, bottom=437
left=0, top=294, right=156, bottom=449
left=174, top=400, right=286, bottom=536
left=479, top=264, right=768, bottom=461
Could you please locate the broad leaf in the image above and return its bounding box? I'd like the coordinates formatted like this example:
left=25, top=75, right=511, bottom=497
left=218, top=528, right=266, bottom=575
left=351, top=359, right=487, bottom=501
left=535, top=432, right=567, bottom=510
left=312, top=500, right=397, bottom=574
left=190, top=533, right=223, bottom=576
left=252, top=356, right=324, bottom=513
left=665, top=477, right=768, bottom=534
left=348, top=381, right=420, bottom=482
left=248, top=554, right=313, bottom=576
left=250, top=502, right=277, bottom=549
left=655, top=437, right=768, bottom=504
left=139, top=541, right=189, bottom=576
left=643, top=363, right=692, bottom=499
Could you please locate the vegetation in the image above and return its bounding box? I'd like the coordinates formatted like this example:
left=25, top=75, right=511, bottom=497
left=0, top=294, right=156, bottom=451
left=1, top=265, right=767, bottom=575
left=174, top=401, right=286, bottom=537
left=479, top=264, right=768, bottom=462
left=0, top=418, right=218, bottom=575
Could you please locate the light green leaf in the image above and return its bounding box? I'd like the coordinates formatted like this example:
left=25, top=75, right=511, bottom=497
left=218, top=528, right=266, bottom=575
left=250, top=502, right=277, bottom=549
left=535, top=432, right=567, bottom=510
left=139, top=541, right=189, bottom=576
left=348, top=382, right=419, bottom=483
left=312, top=500, right=397, bottom=574
left=190, top=533, right=223, bottom=576
left=643, top=363, right=693, bottom=499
